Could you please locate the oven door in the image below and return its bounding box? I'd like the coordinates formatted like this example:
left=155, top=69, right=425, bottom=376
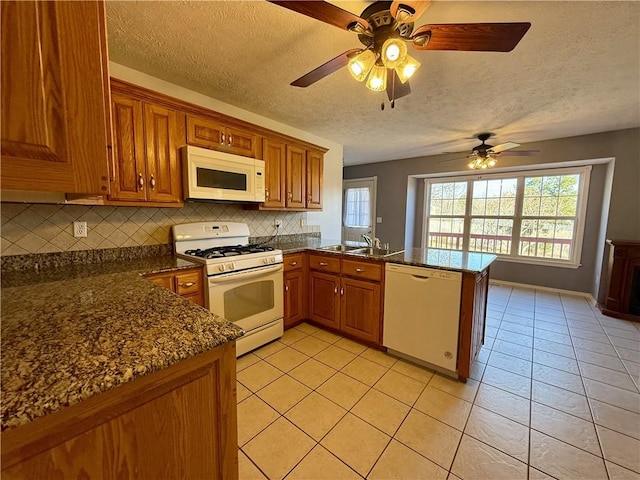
left=207, top=264, right=283, bottom=332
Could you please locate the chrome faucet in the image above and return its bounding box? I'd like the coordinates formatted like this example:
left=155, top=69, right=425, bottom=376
left=362, top=234, right=373, bottom=246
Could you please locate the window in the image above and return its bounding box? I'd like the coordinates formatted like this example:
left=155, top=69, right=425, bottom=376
left=423, top=166, right=591, bottom=267
left=344, top=186, right=371, bottom=228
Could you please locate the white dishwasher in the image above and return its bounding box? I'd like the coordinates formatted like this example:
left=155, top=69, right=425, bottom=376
left=383, top=263, right=462, bottom=372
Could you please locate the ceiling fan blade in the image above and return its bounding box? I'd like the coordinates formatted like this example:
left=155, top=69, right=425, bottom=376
left=291, top=49, right=361, bottom=87
left=490, top=141, right=520, bottom=153
left=386, top=69, right=411, bottom=101
left=499, top=150, right=539, bottom=156
left=390, top=1, right=433, bottom=23
left=438, top=156, right=469, bottom=163
left=412, top=22, right=531, bottom=52
left=269, top=1, right=369, bottom=30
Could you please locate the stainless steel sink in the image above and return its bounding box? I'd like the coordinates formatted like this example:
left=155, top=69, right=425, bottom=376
left=316, top=244, right=364, bottom=253
left=347, top=247, right=405, bottom=257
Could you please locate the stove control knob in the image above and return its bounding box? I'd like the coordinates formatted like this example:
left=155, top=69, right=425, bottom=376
left=271, top=256, right=276, bottom=264
left=263, top=258, right=269, bottom=265
left=218, top=264, right=226, bottom=272
left=229, top=262, right=236, bottom=271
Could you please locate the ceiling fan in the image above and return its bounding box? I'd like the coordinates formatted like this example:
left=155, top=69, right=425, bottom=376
left=443, top=133, right=539, bottom=169
left=268, top=1, right=531, bottom=104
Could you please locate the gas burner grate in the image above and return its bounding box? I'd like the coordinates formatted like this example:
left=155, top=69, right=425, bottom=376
left=184, top=245, right=275, bottom=259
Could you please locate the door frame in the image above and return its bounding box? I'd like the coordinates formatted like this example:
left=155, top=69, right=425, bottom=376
left=342, top=176, right=377, bottom=242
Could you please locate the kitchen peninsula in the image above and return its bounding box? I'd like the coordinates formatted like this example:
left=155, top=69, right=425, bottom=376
left=1, top=254, right=242, bottom=479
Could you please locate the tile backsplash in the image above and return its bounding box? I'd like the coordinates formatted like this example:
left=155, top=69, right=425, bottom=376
left=1, top=202, right=318, bottom=256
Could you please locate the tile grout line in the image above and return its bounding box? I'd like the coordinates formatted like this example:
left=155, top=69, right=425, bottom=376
left=560, top=295, right=610, bottom=480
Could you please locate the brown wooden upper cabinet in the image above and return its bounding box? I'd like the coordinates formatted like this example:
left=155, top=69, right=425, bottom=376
left=186, top=115, right=259, bottom=158
left=110, top=87, right=182, bottom=204
left=0, top=0, right=111, bottom=195
left=259, top=138, right=324, bottom=211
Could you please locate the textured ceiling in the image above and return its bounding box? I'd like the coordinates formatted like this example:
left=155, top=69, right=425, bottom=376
left=107, top=1, right=640, bottom=165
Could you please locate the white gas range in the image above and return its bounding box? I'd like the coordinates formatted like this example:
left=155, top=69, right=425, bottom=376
left=172, top=222, right=283, bottom=357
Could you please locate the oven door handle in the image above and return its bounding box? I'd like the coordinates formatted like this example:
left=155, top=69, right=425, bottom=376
left=208, top=264, right=283, bottom=284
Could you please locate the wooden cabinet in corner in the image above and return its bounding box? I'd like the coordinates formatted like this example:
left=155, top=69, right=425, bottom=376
left=254, top=138, right=325, bottom=211
left=109, top=84, right=183, bottom=206
left=186, top=114, right=259, bottom=158
left=0, top=0, right=111, bottom=195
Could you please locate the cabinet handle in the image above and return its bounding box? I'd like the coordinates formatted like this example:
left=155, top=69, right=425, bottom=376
left=307, top=194, right=312, bottom=202
left=149, top=174, right=156, bottom=190
left=290, top=261, right=298, bottom=266
left=228, top=134, right=233, bottom=145
left=179, top=282, right=196, bottom=288
left=265, top=188, right=270, bottom=199
left=138, top=173, right=144, bottom=190
left=288, top=191, right=293, bottom=200
left=340, top=287, right=344, bottom=296
left=355, top=268, right=365, bottom=273
left=221, top=133, right=225, bottom=145
left=334, top=286, right=338, bottom=294
left=285, top=284, right=289, bottom=292
left=319, top=262, right=329, bottom=266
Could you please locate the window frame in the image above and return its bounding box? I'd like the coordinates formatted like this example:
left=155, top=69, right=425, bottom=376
left=422, top=165, right=592, bottom=268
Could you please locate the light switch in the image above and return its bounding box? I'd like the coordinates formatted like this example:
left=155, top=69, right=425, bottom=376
left=376, top=217, right=383, bottom=224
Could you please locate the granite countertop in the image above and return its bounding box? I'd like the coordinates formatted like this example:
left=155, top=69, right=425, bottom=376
left=384, top=248, right=497, bottom=273
left=1, top=256, right=243, bottom=431
left=270, top=238, right=496, bottom=273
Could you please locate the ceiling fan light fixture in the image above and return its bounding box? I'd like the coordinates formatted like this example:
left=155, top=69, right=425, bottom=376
left=348, top=49, right=376, bottom=82
left=366, top=64, right=387, bottom=91
left=395, top=54, right=421, bottom=83
left=468, top=154, right=498, bottom=170
left=381, top=37, right=407, bottom=68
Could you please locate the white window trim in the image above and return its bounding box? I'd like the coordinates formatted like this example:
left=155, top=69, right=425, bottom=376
left=422, top=165, right=592, bottom=269
left=343, top=176, right=377, bottom=237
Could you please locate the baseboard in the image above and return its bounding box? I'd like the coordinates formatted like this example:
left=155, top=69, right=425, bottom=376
left=489, top=279, right=597, bottom=305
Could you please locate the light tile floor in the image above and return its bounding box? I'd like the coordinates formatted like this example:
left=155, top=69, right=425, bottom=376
left=237, top=285, right=640, bottom=479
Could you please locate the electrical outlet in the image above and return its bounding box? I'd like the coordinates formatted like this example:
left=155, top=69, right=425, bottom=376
left=73, top=221, right=87, bottom=238
left=274, top=219, right=283, bottom=229
left=300, top=218, right=305, bottom=228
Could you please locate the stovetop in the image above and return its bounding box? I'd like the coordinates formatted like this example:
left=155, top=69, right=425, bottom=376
left=184, top=244, right=275, bottom=260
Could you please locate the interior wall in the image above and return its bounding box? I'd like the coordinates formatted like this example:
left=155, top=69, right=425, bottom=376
left=109, top=62, right=344, bottom=240
left=344, top=128, right=640, bottom=294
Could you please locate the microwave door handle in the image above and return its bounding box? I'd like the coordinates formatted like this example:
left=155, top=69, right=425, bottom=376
left=208, top=264, right=283, bottom=284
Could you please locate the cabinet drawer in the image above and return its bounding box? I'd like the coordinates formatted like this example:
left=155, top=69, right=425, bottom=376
left=175, top=271, right=201, bottom=295
left=148, top=273, right=174, bottom=291
left=308, top=254, right=341, bottom=274
left=342, top=259, right=382, bottom=282
left=284, top=253, right=305, bottom=271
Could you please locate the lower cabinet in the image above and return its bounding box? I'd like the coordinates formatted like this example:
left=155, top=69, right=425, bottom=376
left=341, top=277, right=381, bottom=344
left=145, top=266, right=205, bottom=307
left=307, top=254, right=384, bottom=345
left=1, top=342, right=238, bottom=479
left=309, top=271, right=341, bottom=330
left=284, top=253, right=307, bottom=329
left=458, top=267, right=490, bottom=380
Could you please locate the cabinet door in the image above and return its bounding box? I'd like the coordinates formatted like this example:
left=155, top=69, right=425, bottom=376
left=1, top=0, right=110, bottom=194
left=186, top=115, right=224, bottom=150
left=144, top=104, right=181, bottom=203
left=226, top=126, right=259, bottom=158
left=284, top=270, right=306, bottom=329
left=340, top=277, right=381, bottom=344
left=471, top=269, right=489, bottom=363
left=286, top=145, right=306, bottom=208
left=306, top=150, right=323, bottom=210
left=309, top=271, right=340, bottom=329
left=262, top=138, right=286, bottom=208
left=110, top=94, right=147, bottom=201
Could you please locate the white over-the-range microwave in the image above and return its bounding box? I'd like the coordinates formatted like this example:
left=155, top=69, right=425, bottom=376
left=182, top=145, right=265, bottom=202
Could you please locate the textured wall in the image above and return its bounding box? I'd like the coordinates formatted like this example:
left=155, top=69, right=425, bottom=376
left=0, top=202, right=315, bottom=256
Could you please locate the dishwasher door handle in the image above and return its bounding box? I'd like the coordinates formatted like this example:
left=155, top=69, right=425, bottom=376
left=411, top=275, right=431, bottom=281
